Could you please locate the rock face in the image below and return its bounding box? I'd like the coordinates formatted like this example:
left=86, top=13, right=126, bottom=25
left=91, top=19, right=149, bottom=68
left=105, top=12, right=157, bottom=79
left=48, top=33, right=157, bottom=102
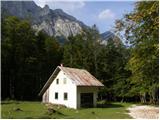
left=100, top=31, right=119, bottom=45
left=2, top=1, right=119, bottom=44
left=1, top=1, right=87, bottom=39
left=32, top=18, right=83, bottom=37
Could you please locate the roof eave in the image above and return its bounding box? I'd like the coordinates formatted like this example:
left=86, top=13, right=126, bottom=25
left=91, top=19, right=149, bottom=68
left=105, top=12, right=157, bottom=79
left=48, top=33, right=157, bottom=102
left=38, top=66, right=61, bottom=96
left=77, top=84, right=104, bottom=87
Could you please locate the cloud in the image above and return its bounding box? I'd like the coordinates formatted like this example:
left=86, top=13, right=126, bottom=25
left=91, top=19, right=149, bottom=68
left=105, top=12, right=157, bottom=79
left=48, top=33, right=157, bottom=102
left=34, top=0, right=85, bottom=13
left=34, top=0, right=47, bottom=8
left=53, top=2, right=85, bottom=13
left=98, top=9, right=115, bottom=20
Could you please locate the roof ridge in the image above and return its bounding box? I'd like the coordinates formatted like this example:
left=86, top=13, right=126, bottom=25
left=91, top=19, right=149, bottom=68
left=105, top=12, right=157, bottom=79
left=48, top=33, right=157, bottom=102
left=58, top=66, right=86, bottom=71
left=39, top=66, right=104, bottom=96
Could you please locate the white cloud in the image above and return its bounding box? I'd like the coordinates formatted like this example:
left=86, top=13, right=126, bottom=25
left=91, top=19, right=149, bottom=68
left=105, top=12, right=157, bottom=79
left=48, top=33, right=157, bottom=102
left=98, top=9, right=115, bottom=20
left=34, top=0, right=47, bottom=8
left=53, top=2, right=85, bottom=13
left=34, top=0, right=85, bottom=13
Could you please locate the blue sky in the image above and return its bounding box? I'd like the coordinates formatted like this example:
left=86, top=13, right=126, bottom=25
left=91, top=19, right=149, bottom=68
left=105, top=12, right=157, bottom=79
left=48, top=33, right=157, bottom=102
left=34, top=0, right=135, bottom=33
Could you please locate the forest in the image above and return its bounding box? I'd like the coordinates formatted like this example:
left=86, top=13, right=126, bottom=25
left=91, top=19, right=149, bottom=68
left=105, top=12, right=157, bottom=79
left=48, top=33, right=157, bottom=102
left=1, top=1, right=159, bottom=104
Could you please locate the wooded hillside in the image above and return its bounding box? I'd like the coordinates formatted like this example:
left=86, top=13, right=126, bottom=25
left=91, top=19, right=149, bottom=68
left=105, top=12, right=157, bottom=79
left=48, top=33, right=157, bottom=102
left=1, top=1, right=158, bottom=104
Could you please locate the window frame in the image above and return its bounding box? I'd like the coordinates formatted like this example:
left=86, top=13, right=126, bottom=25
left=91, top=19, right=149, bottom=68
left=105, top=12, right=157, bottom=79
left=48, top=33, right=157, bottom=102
left=64, top=92, right=68, bottom=100
left=56, top=78, right=59, bottom=84
left=63, top=78, right=67, bottom=84
left=55, top=92, right=58, bottom=99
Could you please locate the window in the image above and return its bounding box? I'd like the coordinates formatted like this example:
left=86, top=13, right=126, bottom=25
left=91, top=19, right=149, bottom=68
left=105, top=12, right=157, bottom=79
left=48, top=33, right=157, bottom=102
left=64, top=93, right=68, bottom=100
left=63, top=78, right=67, bottom=84
left=56, top=79, right=59, bottom=84
left=55, top=92, right=58, bottom=99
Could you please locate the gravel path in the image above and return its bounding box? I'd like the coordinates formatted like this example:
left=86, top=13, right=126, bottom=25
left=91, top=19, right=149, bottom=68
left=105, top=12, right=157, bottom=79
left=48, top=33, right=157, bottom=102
left=128, top=105, right=159, bottom=119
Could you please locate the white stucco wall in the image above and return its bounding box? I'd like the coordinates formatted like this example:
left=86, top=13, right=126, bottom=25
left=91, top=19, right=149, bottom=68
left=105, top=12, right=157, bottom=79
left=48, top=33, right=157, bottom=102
left=42, top=70, right=101, bottom=109
left=77, top=86, right=98, bottom=108
left=47, top=71, right=77, bottom=109
left=42, top=89, right=49, bottom=103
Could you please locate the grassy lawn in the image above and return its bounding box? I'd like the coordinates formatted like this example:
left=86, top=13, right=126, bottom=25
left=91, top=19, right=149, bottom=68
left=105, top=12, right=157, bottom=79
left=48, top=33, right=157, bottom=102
left=1, top=100, right=133, bottom=119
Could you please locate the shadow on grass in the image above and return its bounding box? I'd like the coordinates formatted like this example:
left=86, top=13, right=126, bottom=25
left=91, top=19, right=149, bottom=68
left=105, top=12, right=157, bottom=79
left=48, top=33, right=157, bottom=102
left=97, top=102, right=124, bottom=108
left=78, top=103, right=124, bottom=109
left=25, top=110, right=68, bottom=119
left=1, top=101, right=20, bottom=105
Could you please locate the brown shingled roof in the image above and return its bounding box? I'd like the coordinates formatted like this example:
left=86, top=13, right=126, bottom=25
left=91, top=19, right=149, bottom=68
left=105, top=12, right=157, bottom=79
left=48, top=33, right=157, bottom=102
left=39, top=66, right=104, bottom=96
left=60, top=66, right=104, bottom=86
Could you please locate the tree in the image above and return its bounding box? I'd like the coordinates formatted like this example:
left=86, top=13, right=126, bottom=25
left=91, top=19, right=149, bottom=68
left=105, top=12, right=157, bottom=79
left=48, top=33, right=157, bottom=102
left=97, top=38, right=131, bottom=101
left=115, top=1, right=159, bottom=104
left=2, top=16, right=37, bottom=99
left=63, top=26, right=131, bottom=102
left=1, top=16, right=62, bottom=100
left=62, top=26, right=101, bottom=76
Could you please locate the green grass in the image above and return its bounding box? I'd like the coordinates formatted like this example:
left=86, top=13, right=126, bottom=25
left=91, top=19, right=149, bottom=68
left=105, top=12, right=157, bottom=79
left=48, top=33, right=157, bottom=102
left=1, top=100, right=133, bottom=119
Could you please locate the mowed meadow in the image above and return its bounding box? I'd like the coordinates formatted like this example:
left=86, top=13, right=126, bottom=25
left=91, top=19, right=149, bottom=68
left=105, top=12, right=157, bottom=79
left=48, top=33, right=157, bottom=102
left=1, top=101, right=133, bottom=119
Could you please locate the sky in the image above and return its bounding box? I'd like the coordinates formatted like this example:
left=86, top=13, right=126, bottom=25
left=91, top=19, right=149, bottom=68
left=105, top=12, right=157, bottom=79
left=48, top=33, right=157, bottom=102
left=34, top=0, right=135, bottom=33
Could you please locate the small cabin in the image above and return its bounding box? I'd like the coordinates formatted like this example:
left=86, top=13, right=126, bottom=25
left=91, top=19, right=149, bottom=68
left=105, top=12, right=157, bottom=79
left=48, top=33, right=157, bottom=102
left=39, top=66, right=104, bottom=109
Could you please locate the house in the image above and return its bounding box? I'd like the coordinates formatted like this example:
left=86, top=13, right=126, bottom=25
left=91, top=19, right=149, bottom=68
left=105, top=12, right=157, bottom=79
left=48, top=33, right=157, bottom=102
left=39, top=65, right=104, bottom=109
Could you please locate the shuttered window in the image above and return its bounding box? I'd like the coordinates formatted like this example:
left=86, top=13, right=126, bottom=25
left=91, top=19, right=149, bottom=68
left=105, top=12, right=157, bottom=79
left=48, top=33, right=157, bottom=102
left=64, top=93, right=68, bottom=100
left=63, top=78, right=67, bottom=84
left=55, top=92, right=58, bottom=99
left=56, top=79, right=59, bottom=84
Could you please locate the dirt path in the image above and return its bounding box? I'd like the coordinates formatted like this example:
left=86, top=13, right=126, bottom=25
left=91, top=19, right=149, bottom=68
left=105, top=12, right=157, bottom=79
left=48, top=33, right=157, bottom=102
left=128, top=105, right=159, bottom=119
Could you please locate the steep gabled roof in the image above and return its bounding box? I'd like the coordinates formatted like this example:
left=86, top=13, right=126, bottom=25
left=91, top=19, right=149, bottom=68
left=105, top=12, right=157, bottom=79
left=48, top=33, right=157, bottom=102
left=39, top=66, right=104, bottom=96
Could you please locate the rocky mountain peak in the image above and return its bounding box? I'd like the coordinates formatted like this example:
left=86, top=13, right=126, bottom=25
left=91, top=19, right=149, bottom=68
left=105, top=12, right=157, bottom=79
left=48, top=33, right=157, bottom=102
left=43, top=4, right=49, bottom=9
left=43, top=4, right=50, bottom=11
left=2, top=1, right=117, bottom=44
left=100, top=31, right=121, bottom=45
left=54, top=9, right=64, bottom=13
left=2, top=1, right=87, bottom=40
left=41, top=4, right=50, bottom=15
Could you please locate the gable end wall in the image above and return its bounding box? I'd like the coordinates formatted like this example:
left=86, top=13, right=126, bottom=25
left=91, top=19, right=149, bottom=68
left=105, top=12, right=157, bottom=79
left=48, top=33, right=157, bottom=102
left=45, top=70, right=77, bottom=109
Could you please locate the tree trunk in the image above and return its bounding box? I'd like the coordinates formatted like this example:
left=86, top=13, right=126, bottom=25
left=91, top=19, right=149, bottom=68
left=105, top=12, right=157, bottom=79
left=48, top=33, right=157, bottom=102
left=94, top=52, right=98, bottom=77
left=140, top=92, right=146, bottom=104
left=151, top=88, right=158, bottom=105
left=121, top=97, right=124, bottom=103
left=10, top=70, right=15, bottom=99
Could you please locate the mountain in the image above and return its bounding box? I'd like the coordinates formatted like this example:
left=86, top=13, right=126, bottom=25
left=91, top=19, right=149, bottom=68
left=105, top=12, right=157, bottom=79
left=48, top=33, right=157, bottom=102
left=101, top=31, right=115, bottom=40
left=1, top=1, right=88, bottom=41
left=2, top=1, right=119, bottom=44
left=100, top=31, right=121, bottom=46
